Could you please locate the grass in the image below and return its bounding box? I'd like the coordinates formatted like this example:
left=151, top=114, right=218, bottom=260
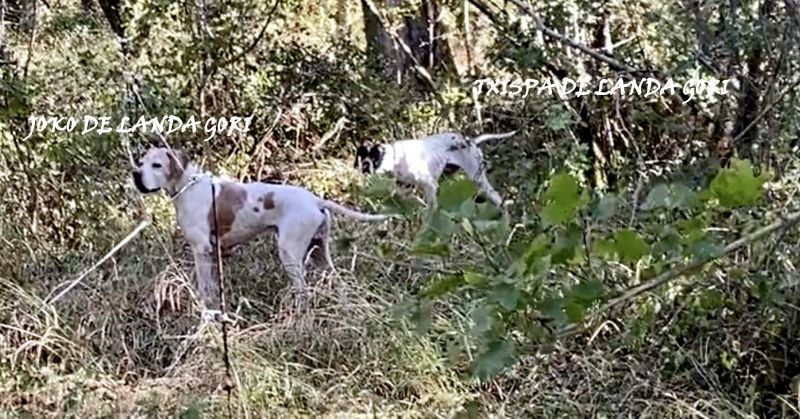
left=0, top=158, right=471, bottom=417
left=2, top=157, right=798, bottom=418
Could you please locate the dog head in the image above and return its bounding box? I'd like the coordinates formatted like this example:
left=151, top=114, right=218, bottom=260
left=354, top=142, right=384, bottom=174
left=132, top=147, right=191, bottom=194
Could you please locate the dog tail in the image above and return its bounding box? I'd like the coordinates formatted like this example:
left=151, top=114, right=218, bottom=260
left=319, top=200, right=389, bottom=222
left=472, top=130, right=517, bottom=145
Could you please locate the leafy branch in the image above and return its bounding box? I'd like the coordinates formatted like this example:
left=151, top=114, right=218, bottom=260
left=392, top=158, right=779, bottom=382
left=558, top=207, right=800, bottom=340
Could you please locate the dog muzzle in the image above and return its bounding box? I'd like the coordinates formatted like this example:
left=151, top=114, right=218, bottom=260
left=132, top=170, right=160, bottom=194
left=359, top=158, right=375, bottom=174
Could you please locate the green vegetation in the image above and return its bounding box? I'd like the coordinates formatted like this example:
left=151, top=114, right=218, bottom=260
left=2, top=0, right=800, bottom=417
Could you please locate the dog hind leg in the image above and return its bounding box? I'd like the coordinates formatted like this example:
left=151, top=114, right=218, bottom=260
left=305, top=210, right=336, bottom=271
left=474, top=171, right=503, bottom=207
left=278, top=213, right=324, bottom=290
left=462, top=154, right=503, bottom=208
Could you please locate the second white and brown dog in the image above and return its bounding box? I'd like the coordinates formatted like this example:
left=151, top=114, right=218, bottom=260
left=132, top=147, right=388, bottom=313
left=354, top=130, right=516, bottom=207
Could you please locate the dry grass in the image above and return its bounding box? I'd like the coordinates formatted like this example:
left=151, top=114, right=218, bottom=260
left=2, top=162, right=800, bottom=418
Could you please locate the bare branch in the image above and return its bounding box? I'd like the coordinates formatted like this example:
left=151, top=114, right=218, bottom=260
left=504, top=0, right=640, bottom=73
left=732, top=75, right=800, bottom=144
left=211, top=0, right=283, bottom=73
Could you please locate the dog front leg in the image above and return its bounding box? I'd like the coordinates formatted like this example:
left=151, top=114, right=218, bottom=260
left=193, top=246, right=221, bottom=311
left=420, top=180, right=439, bottom=208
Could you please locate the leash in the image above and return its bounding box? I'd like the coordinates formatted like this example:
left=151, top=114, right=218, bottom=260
left=169, top=173, right=208, bottom=201
left=209, top=177, right=236, bottom=410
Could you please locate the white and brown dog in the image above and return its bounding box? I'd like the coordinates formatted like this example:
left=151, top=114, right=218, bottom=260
left=354, top=131, right=516, bottom=207
left=132, top=147, right=388, bottom=313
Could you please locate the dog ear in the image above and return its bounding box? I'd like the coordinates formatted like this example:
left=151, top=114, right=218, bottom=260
left=167, top=149, right=191, bottom=180
left=354, top=142, right=372, bottom=168
left=369, top=144, right=383, bottom=160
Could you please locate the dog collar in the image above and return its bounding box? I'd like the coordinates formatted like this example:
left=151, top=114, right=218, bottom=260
left=169, top=173, right=210, bottom=201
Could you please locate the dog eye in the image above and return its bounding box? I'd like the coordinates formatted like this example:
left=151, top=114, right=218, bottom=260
left=152, top=163, right=162, bottom=169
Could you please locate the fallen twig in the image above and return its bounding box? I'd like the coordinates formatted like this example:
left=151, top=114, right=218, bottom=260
left=46, top=220, right=150, bottom=305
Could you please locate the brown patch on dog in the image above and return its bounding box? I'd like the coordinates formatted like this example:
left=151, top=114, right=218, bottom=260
left=167, top=149, right=191, bottom=182
left=208, top=182, right=247, bottom=238
left=256, top=191, right=276, bottom=210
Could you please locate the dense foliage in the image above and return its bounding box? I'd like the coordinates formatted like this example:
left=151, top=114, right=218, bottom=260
left=1, top=0, right=800, bottom=416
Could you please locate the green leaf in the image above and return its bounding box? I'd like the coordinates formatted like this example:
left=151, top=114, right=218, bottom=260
left=470, top=306, right=494, bottom=335
left=592, top=238, right=616, bottom=258
left=411, top=240, right=450, bottom=257
left=428, top=211, right=457, bottom=237
left=492, top=283, right=521, bottom=311
left=523, top=234, right=552, bottom=275
left=475, top=201, right=503, bottom=221
left=439, top=178, right=478, bottom=212
left=652, top=230, right=682, bottom=258
left=690, top=239, right=724, bottom=262
left=179, top=404, right=203, bottom=419
left=551, top=225, right=581, bottom=265
left=613, top=229, right=649, bottom=264
left=382, top=193, right=422, bottom=216
left=670, top=183, right=697, bottom=208
left=420, top=274, right=465, bottom=298
left=641, top=183, right=670, bottom=210
left=464, top=271, right=487, bottom=286
left=541, top=172, right=581, bottom=226
left=709, top=159, right=768, bottom=208
left=411, top=300, right=433, bottom=335
left=594, top=193, right=619, bottom=220
left=540, top=297, right=567, bottom=325
left=642, top=183, right=697, bottom=210
left=677, top=217, right=707, bottom=246
left=570, top=280, right=604, bottom=305
left=472, top=219, right=503, bottom=235
left=473, top=339, right=516, bottom=381
left=457, top=200, right=478, bottom=219
left=412, top=223, right=451, bottom=257
left=563, top=299, right=585, bottom=323
left=362, top=175, right=395, bottom=198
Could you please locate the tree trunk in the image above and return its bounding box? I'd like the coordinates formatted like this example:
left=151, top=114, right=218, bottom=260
left=97, top=0, right=125, bottom=38
left=416, top=0, right=457, bottom=73
left=361, top=0, right=397, bottom=76
left=361, top=0, right=456, bottom=85
left=734, top=0, right=774, bottom=158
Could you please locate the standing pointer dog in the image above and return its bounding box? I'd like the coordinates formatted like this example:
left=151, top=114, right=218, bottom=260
left=354, top=131, right=516, bottom=207
left=132, top=147, right=388, bottom=313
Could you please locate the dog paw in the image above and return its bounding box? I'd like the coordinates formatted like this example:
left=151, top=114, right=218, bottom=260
left=200, top=309, right=222, bottom=323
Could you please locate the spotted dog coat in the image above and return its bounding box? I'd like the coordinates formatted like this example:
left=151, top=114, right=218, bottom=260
left=133, top=147, right=388, bottom=310
left=354, top=131, right=516, bottom=207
